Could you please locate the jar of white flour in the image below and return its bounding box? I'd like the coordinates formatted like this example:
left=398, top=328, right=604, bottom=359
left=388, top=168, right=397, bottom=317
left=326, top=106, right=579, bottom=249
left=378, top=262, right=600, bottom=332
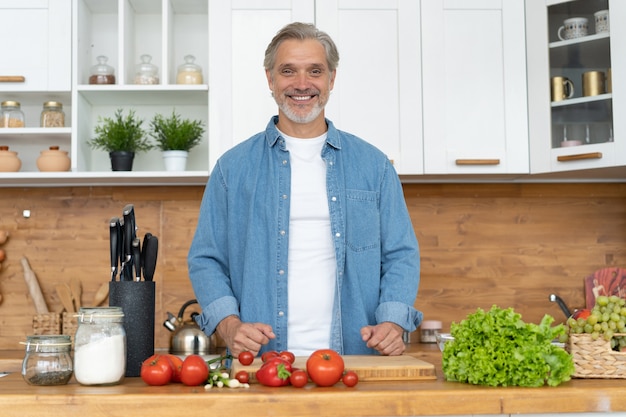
left=73, top=307, right=126, bottom=385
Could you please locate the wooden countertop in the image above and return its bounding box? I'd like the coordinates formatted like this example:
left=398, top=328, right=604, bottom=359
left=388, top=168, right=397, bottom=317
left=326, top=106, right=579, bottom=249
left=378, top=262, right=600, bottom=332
left=3, top=345, right=626, bottom=417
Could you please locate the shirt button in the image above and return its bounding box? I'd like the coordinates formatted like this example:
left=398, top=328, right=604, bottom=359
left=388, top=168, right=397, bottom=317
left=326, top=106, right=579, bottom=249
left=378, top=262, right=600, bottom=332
left=280, top=230, right=286, bottom=236
left=331, top=196, right=337, bottom=202
left=279, top=270, right=285, bottom=275
left=278, top=311, right=284, bottom=317
left=282, top=194, right=288, bottom=200
left=335, top=232, right=341, bottom=238
left=282, top=160, right=288, bottom=165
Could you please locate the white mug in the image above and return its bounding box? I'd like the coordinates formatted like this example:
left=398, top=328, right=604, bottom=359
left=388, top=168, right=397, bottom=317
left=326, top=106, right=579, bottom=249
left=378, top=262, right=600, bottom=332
left=594, top=10, right=609, bottom=34
left=558, top=17, right=588, bottom=41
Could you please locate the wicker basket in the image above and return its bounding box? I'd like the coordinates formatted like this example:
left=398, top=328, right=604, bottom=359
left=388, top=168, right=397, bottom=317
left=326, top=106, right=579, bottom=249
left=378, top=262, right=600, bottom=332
left=62, top=312, right=78, bottom=343
left=569, top=333, right=626, bottom=378
left=32, top=313, right=62, bottom=335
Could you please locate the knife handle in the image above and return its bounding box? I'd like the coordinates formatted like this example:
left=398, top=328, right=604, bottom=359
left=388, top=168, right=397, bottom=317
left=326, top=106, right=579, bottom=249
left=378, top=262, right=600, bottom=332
left=132, top=238, right=142, bottom=281
left=109, top=217, right=120, bottom=281
left=143, top=235, right=158, bottom=282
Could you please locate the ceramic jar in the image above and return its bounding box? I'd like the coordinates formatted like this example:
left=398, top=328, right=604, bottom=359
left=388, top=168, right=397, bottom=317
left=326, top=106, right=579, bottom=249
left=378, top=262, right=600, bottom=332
left=0, top=145, right=21, bottom=172
left=37, top=146, right=71, bottom=172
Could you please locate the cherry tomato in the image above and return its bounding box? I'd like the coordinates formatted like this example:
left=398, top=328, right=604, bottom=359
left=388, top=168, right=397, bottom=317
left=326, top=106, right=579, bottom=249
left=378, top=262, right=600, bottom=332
left=279, top=350, right=296, bottom=364
left=180, top=354, right=209, bottom=386
left=238, top=351, right=254, bottom=366
left=140, top=354, right=174, bottom=386
left=235, top=370, right=250, bottom=384
left=289, top=369, right=308, bottom=388
left=342, top=370, right=359, bottom=387
left=261, top=350, right=279, bottom=363
left=166, top=354, right=184, bottom=383
left=306, top=349, right=345, bottom=387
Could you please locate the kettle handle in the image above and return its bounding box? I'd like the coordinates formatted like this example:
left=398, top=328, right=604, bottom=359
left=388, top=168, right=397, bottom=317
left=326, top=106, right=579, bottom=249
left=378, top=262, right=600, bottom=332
left=177, top=299, right=199, bottom=320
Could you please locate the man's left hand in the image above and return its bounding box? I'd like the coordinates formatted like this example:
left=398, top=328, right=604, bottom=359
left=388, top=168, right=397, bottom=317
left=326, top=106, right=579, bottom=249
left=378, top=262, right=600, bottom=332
left=360, top=322, right=406, bottom=355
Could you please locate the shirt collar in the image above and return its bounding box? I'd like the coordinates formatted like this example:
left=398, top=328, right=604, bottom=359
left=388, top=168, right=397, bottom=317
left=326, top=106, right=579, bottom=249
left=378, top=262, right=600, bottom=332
left=265, top=115, right=342, bottom=150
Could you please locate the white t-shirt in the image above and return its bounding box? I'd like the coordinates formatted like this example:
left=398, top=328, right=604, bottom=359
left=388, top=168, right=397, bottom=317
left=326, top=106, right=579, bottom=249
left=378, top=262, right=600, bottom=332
left=282, top=132, right=336, bottom=356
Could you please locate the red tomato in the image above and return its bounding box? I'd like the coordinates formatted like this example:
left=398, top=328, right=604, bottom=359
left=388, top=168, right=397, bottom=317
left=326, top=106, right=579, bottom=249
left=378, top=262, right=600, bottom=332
left=180, top=354, right=209, bottom=386
left=261, top=350, right=279, bottom=363
left=235, top=370, right=250, bottom=384
left=238, top=351, right=254, bottom=366
left=306, top=349, right=345, bottom=387
left=140, top=354, right=173, bottom=386
left=342, top=370, right=359, bottom=387
left=279, top=350, right=296, bottom=364
left=289, top=369, right=308, bottom=388
left=166, top=354, right=184, bottom=383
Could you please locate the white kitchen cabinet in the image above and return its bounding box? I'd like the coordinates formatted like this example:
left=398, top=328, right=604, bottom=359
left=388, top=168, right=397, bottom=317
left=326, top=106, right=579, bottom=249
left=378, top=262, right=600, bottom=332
left=0, top=0, right=71, bottom=92
left=208, top=0, right=422, bottom=174
left=421, top=0, right=529, bottom=174
left=527, top=0, right=626, bottom=173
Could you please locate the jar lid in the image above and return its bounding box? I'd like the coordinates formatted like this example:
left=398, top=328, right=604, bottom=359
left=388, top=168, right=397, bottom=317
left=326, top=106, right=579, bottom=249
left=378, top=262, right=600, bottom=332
left=177, top=55, right=202, bottom=73
left=21, top=335, right=72, bottom=350
left=136, top=54, right=158, bottom=75
left=77, top=306, right=125, bottom=321
left=43, top=101, right=63, bottom=109
left=90, top=55, right=115, bottom=76
left=1, top=100, right=20, bottom=107
left=421, top=320, right=442, bottom=329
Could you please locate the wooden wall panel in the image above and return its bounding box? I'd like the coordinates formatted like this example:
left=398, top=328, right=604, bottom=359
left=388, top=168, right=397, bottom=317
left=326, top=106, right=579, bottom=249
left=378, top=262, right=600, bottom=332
left=0, top=183, right=624, bottom=350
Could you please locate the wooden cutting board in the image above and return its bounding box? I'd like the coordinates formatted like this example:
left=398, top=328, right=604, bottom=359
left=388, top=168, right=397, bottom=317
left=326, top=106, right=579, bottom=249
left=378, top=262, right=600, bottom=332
left=231, top=354, right=436, bottom=382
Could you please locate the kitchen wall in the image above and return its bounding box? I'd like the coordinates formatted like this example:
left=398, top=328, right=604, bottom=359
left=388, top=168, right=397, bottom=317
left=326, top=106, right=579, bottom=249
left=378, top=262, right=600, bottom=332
left=0, top=183, right=624, bottom=350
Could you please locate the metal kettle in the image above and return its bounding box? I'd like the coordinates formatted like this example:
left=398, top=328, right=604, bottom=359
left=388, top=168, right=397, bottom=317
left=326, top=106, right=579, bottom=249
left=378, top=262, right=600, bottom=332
left=163, top=299, right=213, bottom=355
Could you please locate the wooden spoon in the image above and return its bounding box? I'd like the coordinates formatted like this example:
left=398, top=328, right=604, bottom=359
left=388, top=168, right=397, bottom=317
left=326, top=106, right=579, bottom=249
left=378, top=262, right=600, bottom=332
left=55, top=283, right=75, bottom=313
left=70, top=277, right=82, bottom=310
left=91, top=282, right=109, bottom=307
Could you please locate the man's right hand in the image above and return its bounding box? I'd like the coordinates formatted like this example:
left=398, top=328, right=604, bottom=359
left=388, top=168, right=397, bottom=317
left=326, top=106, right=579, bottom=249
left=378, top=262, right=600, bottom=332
left=216, top=315, right=276, bottom=357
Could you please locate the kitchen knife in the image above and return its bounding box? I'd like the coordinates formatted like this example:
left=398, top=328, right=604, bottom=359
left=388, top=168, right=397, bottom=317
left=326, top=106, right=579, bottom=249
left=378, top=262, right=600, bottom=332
left=122, top=216, right=134, bottom=281
left=132, top=238, right=142, bottom=281
left=109, top=217, right=120, bottom=281
left=142, top=235, right=158, bottom=282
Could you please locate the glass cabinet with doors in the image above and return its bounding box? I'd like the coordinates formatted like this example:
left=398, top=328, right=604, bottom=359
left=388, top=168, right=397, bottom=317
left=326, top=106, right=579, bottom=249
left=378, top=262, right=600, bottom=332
left=527, top=0, right=625, bottom=174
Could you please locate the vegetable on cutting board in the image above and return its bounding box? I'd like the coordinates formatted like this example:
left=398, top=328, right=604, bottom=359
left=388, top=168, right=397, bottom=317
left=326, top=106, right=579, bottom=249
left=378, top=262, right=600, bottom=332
left=442, top=305, right=575, bottom=387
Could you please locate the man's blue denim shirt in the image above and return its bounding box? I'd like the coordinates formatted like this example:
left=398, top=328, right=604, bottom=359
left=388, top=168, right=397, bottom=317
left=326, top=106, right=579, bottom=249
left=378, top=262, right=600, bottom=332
left=188, top=116, right=423, bottom=355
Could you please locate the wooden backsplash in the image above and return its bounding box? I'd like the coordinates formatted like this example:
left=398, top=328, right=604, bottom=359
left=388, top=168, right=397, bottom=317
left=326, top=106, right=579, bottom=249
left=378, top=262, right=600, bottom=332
left=0, top=182, right=624, bottom=350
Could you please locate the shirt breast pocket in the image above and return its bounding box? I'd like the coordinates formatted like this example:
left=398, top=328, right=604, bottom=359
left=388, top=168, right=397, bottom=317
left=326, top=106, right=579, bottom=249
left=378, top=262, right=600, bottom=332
left=345, top=189, right=380, bottom=252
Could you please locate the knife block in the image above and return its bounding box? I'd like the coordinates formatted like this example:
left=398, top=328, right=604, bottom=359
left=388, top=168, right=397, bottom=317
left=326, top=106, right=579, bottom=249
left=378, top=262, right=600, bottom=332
left=109, top=281, right=155, bottom=377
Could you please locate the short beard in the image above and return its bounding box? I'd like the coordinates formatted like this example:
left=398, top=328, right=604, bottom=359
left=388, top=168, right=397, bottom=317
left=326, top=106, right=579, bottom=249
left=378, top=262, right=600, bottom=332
left=277, top=99, right=324, bottom=124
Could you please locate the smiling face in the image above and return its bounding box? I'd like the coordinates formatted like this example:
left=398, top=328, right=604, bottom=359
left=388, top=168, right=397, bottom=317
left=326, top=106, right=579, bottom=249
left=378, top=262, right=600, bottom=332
left=266, top=38, right=336, bottom=137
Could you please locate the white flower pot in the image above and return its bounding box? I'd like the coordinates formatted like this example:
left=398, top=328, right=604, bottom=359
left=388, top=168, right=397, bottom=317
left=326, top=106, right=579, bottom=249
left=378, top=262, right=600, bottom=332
left=162, top=150, right=188, bottom=171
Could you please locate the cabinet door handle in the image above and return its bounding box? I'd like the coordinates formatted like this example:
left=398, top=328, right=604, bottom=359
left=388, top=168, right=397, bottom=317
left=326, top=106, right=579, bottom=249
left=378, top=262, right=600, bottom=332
left=0, top=76, right=26, bottom=83
left=557, top=152, right=603, bottom=162
left=455, top=159, right=500, bottom=166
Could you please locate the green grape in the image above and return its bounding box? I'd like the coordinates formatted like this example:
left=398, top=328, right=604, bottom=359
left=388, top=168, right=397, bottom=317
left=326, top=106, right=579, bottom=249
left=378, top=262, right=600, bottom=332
left=591, top=332, right=600, bottom=340
left=601, top=322, right=609, bottom=331
left=587, top=314, right=599, bottom=326
left=614, top=305, right=622, bottom=314
left=602, top=312, right=611, bottom=323
left=605, top=329, right=614, bottom=341
left=594, top=323, right=602, bottom=332
left=611, top=312, right=621, bottom=322
left=596, top=295, right=609, bottom=306
left=584, top=324, right=594, bottom=333
left=609, top=321, right=617, bottom=330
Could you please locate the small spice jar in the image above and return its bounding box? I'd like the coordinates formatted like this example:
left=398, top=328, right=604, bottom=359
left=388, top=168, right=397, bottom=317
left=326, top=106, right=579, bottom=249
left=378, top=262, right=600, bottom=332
left=0, top=145, right=22, bottom=172
left=176, top=55, right=203, bottom=84
left=419, top=320, right=442, bottom=343
left=0, top=101, right=25, bottom=127
left=40, top=101, right=65, bottom=127
left=89, top=55, right=116, bottom=85
left=134, top=54, right=159, bottom=85
left=73, top=307, right=126, bottom=386
left=21, top=335, right=73, bottom=386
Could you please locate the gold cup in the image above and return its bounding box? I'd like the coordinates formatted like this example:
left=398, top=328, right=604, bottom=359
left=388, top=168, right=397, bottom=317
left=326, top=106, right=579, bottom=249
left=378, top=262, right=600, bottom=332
left=551, top=76, right=574, bottom=101
left=582, top=71, right=605, bottom=97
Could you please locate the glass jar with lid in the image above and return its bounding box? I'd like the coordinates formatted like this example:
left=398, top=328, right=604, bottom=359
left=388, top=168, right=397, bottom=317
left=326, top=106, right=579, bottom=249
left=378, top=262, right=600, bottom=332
left=73, top=307, right=126, bottom=386
left=0, top=101, right=25, bottom=127
left=89, top=55, right=116, bottom=85
left=21, top=335, right=73, bottom=386
left=134, top=54, right=159, bottom=85
left=176, top=55, right=203, bottom=85
left=40, top=101, right=65, bottom=127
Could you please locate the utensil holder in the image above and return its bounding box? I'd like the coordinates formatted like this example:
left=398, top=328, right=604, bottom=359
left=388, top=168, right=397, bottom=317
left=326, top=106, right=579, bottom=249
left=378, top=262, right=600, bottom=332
left=109, top=281, right=155, bottom=377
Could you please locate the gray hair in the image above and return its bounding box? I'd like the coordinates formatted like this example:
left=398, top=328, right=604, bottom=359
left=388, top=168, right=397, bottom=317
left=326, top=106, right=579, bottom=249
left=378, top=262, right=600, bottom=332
left=264, top=22, right=340, bottom=73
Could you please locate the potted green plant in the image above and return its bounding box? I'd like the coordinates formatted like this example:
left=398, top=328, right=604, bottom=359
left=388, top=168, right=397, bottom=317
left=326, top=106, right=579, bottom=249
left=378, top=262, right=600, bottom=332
left=87, top=109, right=152, bottom=171
left=149, top=110, right=205, bottom=171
